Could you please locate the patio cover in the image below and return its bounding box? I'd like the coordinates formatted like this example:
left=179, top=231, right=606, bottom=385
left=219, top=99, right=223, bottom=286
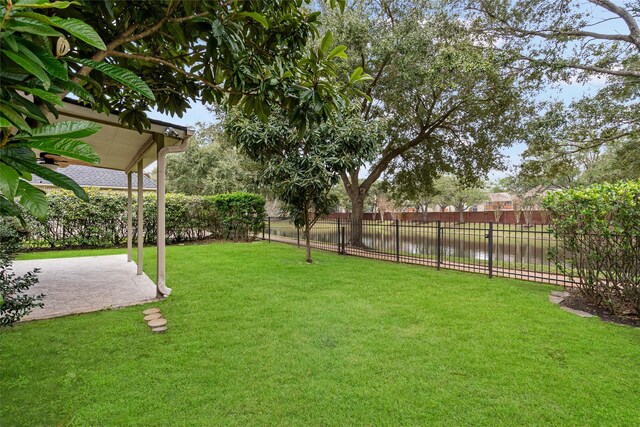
left=44, top=99, right=194, bottom=298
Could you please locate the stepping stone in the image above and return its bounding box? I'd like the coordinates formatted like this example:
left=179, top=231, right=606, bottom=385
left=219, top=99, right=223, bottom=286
left=143, top=308, right=161, bottom=315
left=560, top=306, right=594, bottom=318
left=152, top=326, right=167, bottom=334
left=144, top=313, right=163, bottom=321
left=549, top=295, right=564, bottom=305
left=147, top=317, right=167, bottom=328
left=551, top=291, right=570, bottom=298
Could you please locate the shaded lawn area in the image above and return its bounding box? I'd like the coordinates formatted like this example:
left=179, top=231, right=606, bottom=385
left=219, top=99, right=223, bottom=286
left=2, top=242, right=639, bottom=426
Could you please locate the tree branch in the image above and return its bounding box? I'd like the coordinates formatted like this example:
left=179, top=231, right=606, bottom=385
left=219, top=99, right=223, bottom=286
left=589, top=0, right=640, bottom=49
left=106, top=51, right=226, bottom=93
left=519, top=54, right=640, bottom=78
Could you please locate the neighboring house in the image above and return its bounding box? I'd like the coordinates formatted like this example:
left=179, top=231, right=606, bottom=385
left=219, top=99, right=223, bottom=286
left=31, top=165, right=157, bottom=193
left=479, top=193, right=515, bottom=212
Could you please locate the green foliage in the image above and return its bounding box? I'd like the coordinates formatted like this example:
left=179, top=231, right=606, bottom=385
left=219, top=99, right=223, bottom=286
left=468, top=0, right=639, bottom=185
left=322, top=0, right=523, bottom=225
left=0, top=0, right=154, bottom=220
left=42, top=0, right=352, bottom=132
left=4, top=189, right=266, bottom=249
left=164, top=123, right=258, bottom=196
left=209, top=192, right=266, bottom=241
left=433, top=175, right=487, bottom=221
left=544, top=180, right=640, bottom=316
left=0, top=219, right=43, bottom=326
left=227, top=107, right=378, bottom=261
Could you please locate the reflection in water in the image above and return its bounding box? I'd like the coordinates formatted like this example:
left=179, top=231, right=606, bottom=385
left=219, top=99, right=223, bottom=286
left=269, top=223, right=550, bottom=267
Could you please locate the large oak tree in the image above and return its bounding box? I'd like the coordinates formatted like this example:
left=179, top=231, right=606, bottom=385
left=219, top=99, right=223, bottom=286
left=321, top=0, right=523, bottom=245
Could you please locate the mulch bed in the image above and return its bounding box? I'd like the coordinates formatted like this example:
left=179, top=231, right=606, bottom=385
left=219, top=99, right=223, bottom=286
left=561, top=293, right=640, bottom=328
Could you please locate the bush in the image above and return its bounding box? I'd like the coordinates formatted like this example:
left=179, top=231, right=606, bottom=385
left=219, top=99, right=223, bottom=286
left=1, top=189, right=266, bottom=250
left=209, top=192, right=266, bottom=241
left=0, top=220, right=44, bottom=326
left=543, top=180, right=640, bottom=316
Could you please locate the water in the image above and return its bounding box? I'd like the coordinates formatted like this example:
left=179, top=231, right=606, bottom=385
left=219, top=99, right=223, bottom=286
left=269, top=222, right=552, bottom=268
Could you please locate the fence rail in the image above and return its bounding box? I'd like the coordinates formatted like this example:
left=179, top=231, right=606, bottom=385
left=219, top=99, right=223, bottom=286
left=263, top=217, right=574, bottom=286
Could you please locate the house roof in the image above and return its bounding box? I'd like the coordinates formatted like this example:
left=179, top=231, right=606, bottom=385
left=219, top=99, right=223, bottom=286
left=31, top=165, right=156, bottom=190
left=489, top=192, right=513, bottom=202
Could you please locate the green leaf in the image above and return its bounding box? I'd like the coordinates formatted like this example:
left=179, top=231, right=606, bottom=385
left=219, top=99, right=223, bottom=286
left=0, top=163, right=20, bottom=199
left=13, top=1, right=79, bottom=9
left=16, top=86, right=64, bottom=106
left=237, top=11, right=269, bottom=29
left=16, top=180, right=47, bottom=219
left=49, top=16, right=106, bottom=50
left=2, top=34, right=19, bottom=51
left=19, top=120, right=101, bottom=140
left=0, top=195, right=25, bottom=222
left=327, top=45, right=347, bottom=60
left=16, top=12, right=106, bottom=50
left=2, top=49, right=51, bottom=89
left=320, top=31, right=333, bottom=54
left=18, top=138, right=100, bottom=164
left=9, top=157, right=89, bottom=202
left=6, top=17, right=63, bottom=37
left=0, top=116, right=12, bottom=127
left=0, top=104, right=31, bottom=132
left=55, top=79, right=94, bottom=103
left=68, top=58, right=155, bottom=100
left=15, top=38, right=67, bottom=81
left=9, top=95, right=50, bottom=123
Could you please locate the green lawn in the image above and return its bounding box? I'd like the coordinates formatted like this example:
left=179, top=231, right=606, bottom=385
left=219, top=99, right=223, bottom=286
left=2, top=242, right=639, bottom=426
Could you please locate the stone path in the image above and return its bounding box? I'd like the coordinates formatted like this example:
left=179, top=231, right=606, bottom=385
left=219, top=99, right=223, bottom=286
left=12, top=254, right=158, bottom=321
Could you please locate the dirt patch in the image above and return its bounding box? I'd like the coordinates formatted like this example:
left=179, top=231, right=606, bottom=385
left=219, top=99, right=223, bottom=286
left=561, top=293, right=640, bottom=328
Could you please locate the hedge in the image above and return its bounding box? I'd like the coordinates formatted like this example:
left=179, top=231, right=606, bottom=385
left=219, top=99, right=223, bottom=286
left=544, top=180, right=640, bottom=316
left=2, top=189, right=266, bottom=250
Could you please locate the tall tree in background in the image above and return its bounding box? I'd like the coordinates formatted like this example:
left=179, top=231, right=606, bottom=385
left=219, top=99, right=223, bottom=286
left=322, top=0, right=523, bottom=245
left=467, top=0, right=639, bottom=183
left=164, top=123, right=257, bottom=196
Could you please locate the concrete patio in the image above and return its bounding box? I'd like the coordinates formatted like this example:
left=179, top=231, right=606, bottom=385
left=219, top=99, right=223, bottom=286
left=12, top=255, right=158, bottom=321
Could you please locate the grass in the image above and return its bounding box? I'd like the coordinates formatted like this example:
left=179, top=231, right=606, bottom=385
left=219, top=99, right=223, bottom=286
left=2, top=242, right=639, bottom=426
left=17, top=247, right=127, bottom=260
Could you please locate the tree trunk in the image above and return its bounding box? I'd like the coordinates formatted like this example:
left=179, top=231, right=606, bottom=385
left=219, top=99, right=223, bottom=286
left=350, top=194, right=365, bottom=247
left=459, top=208, right=464, bottom=223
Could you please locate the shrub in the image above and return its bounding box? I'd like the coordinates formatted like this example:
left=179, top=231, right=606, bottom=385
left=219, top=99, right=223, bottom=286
left=1, top=189, right=266, bottom=250
left=209, top=192, right=266, bottom=241
left=543, top=180, right=640, bottom=316
left=0, top=220, right=44, bottom=326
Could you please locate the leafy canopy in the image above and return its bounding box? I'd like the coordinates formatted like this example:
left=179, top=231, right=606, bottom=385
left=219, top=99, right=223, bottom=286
left=0, top=0, right=154, bottom=220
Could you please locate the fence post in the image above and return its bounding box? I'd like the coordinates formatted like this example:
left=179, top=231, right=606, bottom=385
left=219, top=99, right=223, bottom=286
left=262, top=219, right=265, bottom=240
left=337, top=218, right=341, bottom=254
left=488, top=221, right=494, bottom=279
left=341, top=226, right=346, bottom=255
left=297, top=226, right=300, bottom=247
left=436, top=220, right=441, bottom=270
left=268, top=217, right=271, bottom=243
left=395, top=219, right=400, bottom=262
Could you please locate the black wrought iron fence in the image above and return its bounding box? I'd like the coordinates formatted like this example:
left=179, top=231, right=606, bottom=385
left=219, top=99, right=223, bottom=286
left=263, top=217, right=574, bottom=286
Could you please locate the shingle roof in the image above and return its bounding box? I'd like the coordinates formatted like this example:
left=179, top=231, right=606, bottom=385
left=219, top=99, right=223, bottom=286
left=31, top=165, right=157, bottom=190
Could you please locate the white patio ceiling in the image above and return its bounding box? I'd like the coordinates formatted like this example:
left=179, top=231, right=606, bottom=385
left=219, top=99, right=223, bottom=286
left=46, top=100, right=190, bottom=172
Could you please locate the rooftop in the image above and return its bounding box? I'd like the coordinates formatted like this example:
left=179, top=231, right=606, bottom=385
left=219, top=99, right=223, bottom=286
left=31, top=165, right=157, bottom=190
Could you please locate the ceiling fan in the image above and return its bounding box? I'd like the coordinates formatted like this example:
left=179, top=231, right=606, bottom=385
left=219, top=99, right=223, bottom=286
left=37, top=152, right=92, bottom=170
